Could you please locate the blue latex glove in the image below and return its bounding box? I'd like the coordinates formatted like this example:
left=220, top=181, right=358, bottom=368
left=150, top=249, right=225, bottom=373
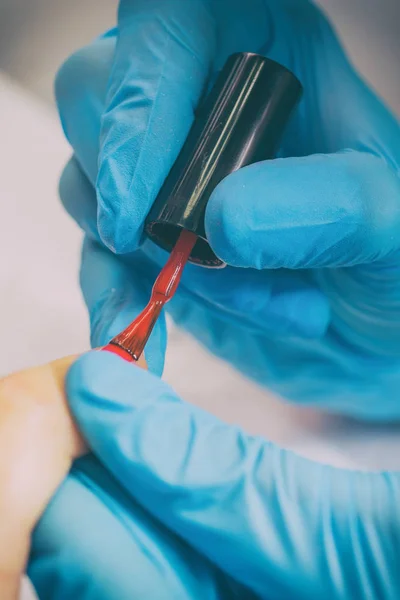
left=55, top=0, right=400, bottom=420
left=53, top=349, right=400, bottom=598
left=28, top=210, right=400, bottom=598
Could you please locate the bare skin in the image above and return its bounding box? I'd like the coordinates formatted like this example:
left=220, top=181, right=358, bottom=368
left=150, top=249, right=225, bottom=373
left=0, top=351, right=146, bottom=599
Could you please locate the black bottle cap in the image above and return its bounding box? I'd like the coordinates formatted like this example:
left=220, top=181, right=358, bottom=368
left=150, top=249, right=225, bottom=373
left=145, top=52, right=302, bottom=267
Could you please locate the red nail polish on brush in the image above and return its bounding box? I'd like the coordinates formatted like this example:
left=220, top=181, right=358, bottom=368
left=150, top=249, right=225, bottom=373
left=104, top=53, right=302, bottom=361
left=102, top=230, right=197, bottom=362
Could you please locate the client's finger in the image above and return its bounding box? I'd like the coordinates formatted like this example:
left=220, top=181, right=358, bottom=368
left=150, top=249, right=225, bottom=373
left=0, top=354, right=81, bottom=596
left=0, top=348, right=147, bottom=597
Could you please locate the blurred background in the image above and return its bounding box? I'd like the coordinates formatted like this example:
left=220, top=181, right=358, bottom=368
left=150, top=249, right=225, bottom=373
left=0, top=2, right=399, bottom=599
left=0, top=0, right=399, bottom=112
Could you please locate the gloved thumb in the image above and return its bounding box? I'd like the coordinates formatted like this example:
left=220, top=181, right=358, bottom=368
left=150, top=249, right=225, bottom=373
left=206, top=150, right=400, bottom=269
left=67, top=351, right=400, bottom=598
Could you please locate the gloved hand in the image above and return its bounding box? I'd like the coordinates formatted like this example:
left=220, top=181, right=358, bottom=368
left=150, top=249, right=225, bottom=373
left=55, top=0, right=400, bottom=421
left=31, top=348, right=400, bottom=599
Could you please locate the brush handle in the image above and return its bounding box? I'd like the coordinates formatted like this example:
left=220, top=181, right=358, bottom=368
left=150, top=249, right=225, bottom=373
left=104, top=229, right=197, bottom=362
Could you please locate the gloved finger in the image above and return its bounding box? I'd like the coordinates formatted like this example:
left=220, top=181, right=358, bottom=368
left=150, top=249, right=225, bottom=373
left=143, top=239, right=330, bottom=338
left=68, top=352, right=400, bottom=598
left=80, top=238, right=167, bottom=376
left=206, top=150, right=400, bottom=269
left=55, top=5, right=215, bottom=253
left=59, top=157, right=99, bottom=241
left=97, top=0, right=215, bottom=252
left=29, top=455, right=235, bottom=600
left=55, top=33, right=117, bottom=185
left=59, top=157, right=330, bottom=339
left=179, top=265, right=330, bottom=338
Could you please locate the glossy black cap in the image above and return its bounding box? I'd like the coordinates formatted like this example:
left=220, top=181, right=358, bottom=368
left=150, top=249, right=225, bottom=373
left=145, top=52, right=302, bottom=267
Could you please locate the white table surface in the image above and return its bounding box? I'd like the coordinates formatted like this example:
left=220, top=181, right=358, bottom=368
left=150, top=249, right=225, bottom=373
left=0, top=72, right=399, bottom=599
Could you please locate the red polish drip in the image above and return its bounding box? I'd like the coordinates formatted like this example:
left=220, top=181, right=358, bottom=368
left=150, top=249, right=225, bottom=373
left=102, top=229, right=197, bottom=362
